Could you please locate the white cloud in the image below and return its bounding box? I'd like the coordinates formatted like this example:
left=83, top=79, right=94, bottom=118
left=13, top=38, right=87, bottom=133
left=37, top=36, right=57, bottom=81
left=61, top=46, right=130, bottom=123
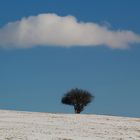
left=0, top=13, right=140, bottom=49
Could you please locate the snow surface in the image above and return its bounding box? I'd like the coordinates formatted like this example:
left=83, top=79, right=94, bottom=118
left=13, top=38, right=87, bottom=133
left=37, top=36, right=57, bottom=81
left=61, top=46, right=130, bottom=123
left=0, top=110, right=140, bottom=140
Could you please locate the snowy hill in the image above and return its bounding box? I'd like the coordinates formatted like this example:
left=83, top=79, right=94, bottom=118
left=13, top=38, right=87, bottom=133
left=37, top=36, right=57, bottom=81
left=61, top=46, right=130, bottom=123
left=0, top=110, right=140, bottom=140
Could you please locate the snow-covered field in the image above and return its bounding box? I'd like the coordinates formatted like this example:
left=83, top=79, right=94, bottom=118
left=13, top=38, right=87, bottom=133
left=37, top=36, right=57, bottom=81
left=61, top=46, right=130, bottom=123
left=0, top=110, right=140, bottom=140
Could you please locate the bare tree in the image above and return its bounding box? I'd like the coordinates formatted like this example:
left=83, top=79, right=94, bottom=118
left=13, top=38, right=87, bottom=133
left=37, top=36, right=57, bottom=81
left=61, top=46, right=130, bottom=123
left=61, top=88, right=94, bottom=114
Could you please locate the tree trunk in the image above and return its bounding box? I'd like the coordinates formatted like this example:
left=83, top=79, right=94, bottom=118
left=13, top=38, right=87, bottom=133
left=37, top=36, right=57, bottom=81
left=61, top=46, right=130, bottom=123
left=75, top=109, right=80, bottom=114
left=74, top=105, right=81, bottom=114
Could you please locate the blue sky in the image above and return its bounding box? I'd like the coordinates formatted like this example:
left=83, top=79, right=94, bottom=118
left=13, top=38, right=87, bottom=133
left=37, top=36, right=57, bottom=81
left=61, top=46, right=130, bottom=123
left=0, top=0, right=140, bottom=117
